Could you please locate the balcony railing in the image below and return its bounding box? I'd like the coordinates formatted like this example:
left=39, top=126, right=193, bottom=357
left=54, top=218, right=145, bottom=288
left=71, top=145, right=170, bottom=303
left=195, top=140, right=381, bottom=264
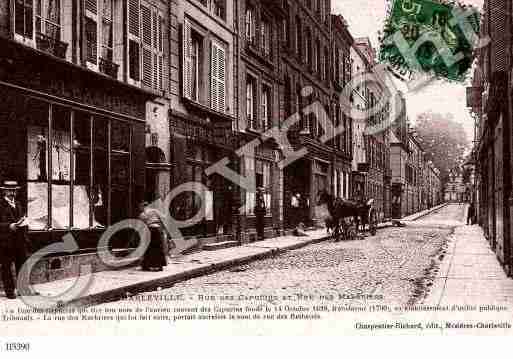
left=36, top=32, right=68, bottom=59
left=99, top=57, right=120, bottom=79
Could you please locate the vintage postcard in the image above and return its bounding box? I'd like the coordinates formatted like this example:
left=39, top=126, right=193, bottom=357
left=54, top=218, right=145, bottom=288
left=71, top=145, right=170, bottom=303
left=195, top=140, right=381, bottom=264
left=0, top=0, right=510, bottom=350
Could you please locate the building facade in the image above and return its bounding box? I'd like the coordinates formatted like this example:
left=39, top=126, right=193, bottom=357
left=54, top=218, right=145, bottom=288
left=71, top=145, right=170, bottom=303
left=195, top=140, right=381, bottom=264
left=471, top=0, right=512, bottom=274
left=331, top=14, right=353, bottom=202
left=354, top=37, right=391, bottom=222
left=350, top=39, right=370, bottom=202
left=236, top=0, right=286, bottom=241
left=0, top=0, right=165, bottom=252
left=281, top=0, right=336, bottom=228
left=168, top=0, right=239, bottom=240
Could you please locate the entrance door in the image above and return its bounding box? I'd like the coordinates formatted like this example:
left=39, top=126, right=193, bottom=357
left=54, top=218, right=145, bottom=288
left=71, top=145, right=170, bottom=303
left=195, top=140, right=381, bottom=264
left=283, top=158, right=310, bottom=229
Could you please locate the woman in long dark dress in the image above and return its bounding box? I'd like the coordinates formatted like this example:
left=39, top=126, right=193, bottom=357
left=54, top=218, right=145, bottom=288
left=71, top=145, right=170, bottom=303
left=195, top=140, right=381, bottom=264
left=138, top=202, right=168, bottom=271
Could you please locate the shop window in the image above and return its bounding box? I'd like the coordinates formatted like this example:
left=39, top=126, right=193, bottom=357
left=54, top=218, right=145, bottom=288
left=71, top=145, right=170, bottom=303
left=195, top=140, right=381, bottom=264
left=73, top=112, right=94, bottom=229
left=111, top=121, right=130, bottom=152
left=23, top=103, right=134, bottom=231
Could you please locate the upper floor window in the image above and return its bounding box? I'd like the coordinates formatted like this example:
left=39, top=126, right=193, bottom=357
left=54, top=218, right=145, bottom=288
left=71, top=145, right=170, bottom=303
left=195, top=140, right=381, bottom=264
left=100, top=0, right=113, bottom=62
left=212, top=0, right=226, bottom=20
left=295, top=17, right=302, bottom=59
left=261, top=84, right=271, bottom=130
left=306, top=30, right=312, bottom=69
left=126, top=0, right=164, bottom=90
left=36, top=0, right=61, bottom=40
left=324, top=46, right=330, bottom=81
left=199, top=0, right=226, bottom=21
left=183, top=19, right=226, bottom=113
left=15, top=0, right=34, bottom=41
left=246, top=74, right=257, bottom=130
left=245, top=6, right=255, bottom=45
left=261, top=19, right=272, bottom=57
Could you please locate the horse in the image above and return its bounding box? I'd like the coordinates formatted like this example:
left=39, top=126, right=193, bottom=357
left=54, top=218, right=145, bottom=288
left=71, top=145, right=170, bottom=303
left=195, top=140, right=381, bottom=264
left=317, top=191, right=375, bottom=241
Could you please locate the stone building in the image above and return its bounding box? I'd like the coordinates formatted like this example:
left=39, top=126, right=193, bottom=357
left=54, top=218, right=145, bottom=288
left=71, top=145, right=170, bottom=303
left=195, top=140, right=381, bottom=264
left=471, top=0, right=512, bottom=273
left=281, top=0, right=335, bottom=228
left=330, top=14, right=353, bottom=201
left=236, top=0, right=286, bottom=241
left=390, top=92, right=410, bottom=219
left=350, top=40, right=371, bottom=201
left=354, top=37, right=391, bottom=221
left=168, top=0, right=239, bottom=240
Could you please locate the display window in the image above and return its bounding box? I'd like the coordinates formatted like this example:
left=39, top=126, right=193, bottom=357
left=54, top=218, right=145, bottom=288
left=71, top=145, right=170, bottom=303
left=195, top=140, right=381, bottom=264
left=14, top=98, right=136, bottom=232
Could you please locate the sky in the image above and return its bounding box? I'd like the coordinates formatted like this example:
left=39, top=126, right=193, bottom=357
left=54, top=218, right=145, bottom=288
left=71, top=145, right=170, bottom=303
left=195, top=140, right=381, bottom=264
left=332, top=0, right=484, bottom=144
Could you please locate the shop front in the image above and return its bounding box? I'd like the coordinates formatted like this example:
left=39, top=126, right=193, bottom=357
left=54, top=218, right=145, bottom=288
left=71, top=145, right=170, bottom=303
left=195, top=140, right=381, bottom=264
left=0, top=37, right=152, bottom=253
left=169, top=112, right=237, bottom=240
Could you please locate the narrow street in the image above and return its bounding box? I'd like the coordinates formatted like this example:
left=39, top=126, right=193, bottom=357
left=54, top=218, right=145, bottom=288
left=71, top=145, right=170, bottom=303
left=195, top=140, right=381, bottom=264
left=96, top=204, right=466, bottom=310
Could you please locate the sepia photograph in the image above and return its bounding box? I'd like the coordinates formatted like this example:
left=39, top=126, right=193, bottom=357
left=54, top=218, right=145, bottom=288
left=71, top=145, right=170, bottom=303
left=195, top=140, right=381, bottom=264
left=0, top=0, right=511, bottom=350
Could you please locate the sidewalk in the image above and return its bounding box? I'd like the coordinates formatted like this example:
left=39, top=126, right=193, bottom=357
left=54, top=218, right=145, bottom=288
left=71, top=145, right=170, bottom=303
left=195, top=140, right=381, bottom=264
left=401, top=202, right=448, bottom=222
left=425, top=224, right=513, bottom=307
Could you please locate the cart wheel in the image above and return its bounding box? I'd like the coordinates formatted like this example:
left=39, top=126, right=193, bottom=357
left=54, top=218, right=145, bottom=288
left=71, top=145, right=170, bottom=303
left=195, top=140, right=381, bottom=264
left=347, top=221, right=358, bottom=241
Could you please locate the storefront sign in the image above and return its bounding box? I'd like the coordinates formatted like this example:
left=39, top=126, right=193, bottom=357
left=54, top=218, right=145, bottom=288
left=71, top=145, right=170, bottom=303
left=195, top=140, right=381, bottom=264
left=0, top=38, right=149, bottom=119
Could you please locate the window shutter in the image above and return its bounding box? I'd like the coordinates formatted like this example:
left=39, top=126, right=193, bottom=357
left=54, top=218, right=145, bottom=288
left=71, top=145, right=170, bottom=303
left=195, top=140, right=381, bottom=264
left=128, top=0, right=139, bottom=36
left=210, top=42, right=226, bottom=113
left=261, top=90, right=266, bottom=130
left=141, top=4, right=152, bottom=87
left=217, top=45, right=226, bottom=113
left=210, top=44, right=219, bottom=111
left=158, top=14, right=163, bottom=90
left=183, top=19, right=192, bottom=99
left=128, top=0, right=140, bottom=82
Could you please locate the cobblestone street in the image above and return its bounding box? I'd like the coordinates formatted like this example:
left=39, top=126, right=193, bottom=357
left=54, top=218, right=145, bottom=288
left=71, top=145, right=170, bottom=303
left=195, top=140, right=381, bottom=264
left=100, top=204, right=466, bottom=309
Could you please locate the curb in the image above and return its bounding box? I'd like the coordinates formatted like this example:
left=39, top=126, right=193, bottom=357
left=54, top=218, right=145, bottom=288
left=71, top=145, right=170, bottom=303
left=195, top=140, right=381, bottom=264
left=62, top=221, right=399, bottom=307
left=66, top=234, right=332, bottom=307
left=402, top=203, right=449, bottom=222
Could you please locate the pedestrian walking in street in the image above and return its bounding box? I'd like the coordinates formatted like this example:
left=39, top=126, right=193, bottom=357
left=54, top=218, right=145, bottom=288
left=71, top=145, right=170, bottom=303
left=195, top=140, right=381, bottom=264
left=0, top=180, right=29, bottom=299
left=255, top=188, right=267, bottom=241
left=138, top=201, right=168, bottom=271
left=467, top=201, right=476, bottom=225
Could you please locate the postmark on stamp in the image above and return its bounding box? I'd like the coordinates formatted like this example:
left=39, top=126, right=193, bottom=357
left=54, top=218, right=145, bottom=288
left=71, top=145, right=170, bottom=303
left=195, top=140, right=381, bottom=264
left=379, top=0, right=480, bottom=82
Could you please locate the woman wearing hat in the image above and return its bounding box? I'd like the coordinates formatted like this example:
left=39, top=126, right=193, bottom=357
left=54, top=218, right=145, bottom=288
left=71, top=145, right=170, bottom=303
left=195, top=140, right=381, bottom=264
left=0, top=180, right=28, bottom=299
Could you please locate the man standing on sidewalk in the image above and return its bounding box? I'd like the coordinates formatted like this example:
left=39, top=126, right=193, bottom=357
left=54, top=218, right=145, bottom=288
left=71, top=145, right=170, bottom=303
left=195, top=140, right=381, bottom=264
left=0, top=180, right=29, bottom=299
left=467, top=201, right=476, bottom=225
left=255, top=188, right=267, bottom=241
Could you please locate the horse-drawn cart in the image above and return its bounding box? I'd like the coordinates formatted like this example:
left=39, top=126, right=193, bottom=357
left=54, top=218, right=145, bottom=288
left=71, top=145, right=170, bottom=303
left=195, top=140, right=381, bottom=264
left=318, top=191, right=378, bottom=241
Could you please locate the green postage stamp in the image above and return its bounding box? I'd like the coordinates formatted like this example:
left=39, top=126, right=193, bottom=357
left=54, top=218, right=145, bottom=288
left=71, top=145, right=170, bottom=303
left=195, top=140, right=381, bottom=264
left=379, top=0, right=480, bottom=81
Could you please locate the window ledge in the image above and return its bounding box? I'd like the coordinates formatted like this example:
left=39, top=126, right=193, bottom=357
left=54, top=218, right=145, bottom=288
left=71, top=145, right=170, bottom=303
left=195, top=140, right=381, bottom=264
left=183, top=97, right=235, bottom=122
